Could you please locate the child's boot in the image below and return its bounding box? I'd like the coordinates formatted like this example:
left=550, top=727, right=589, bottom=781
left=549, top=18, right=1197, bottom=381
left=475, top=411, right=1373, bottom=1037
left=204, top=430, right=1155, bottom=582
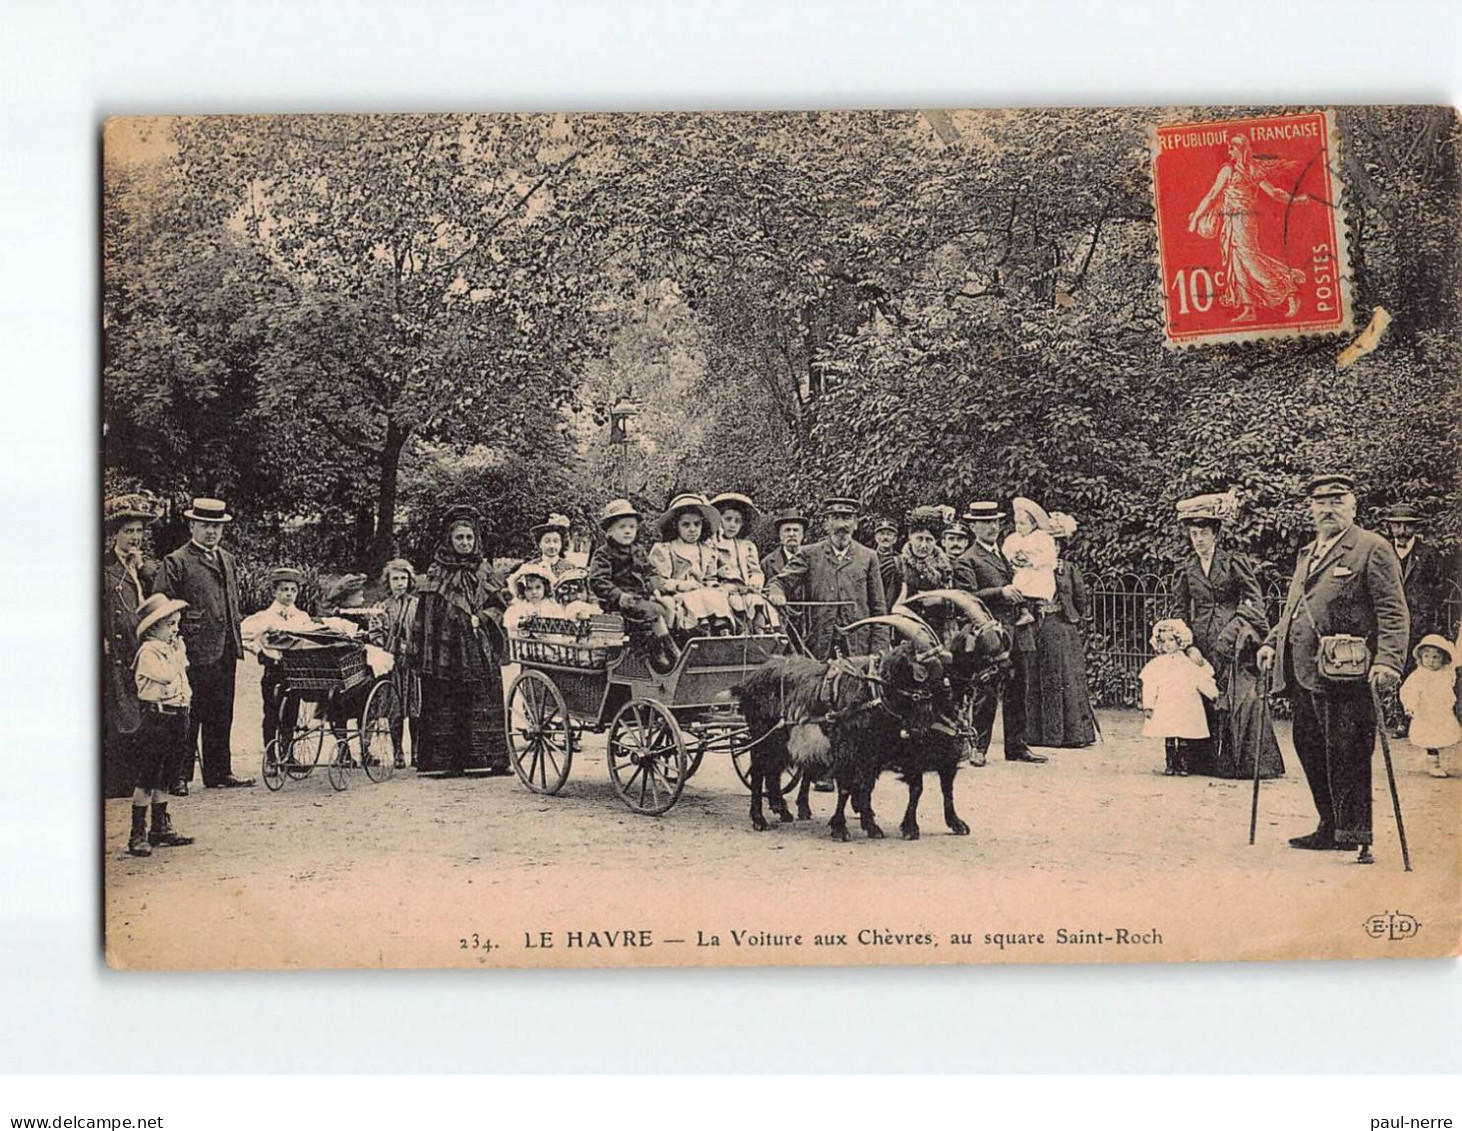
left=1163, top=739, right=1178, bottom=776
left=1428, top=750, right=1449, bottom=778
left=148, top=802, right=194, bottom=848
left=127, top=806, right=152, bottom=857
left=1176, top=741, right=1190, bottom=776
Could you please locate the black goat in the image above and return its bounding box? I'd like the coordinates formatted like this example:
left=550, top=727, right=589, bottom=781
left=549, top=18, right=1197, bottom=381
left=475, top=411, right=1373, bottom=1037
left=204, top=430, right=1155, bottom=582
left=732, top=638, right=946, bottom=840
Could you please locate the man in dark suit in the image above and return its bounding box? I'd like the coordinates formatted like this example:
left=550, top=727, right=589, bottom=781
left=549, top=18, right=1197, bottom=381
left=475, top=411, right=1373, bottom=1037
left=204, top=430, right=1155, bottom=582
left=767, top=497, right=889, bottom=660
left=155, top=497, right=254, bottom=790
left=762, top=510, right=809, bottom=646
left=1259, top=475, right=1409, bottom=864
left=951, top=500, right=1044, bottom=765
left=1377, top=503, right=1450, bottom=736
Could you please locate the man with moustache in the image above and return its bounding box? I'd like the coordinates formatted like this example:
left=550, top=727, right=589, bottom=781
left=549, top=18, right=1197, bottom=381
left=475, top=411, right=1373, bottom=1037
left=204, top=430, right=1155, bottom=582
left=951, top=500, right=1045, bottom=765
left=155, top=497, right=255, bottom=791
left=767, top=497, right=890, bottom=660
left=1258, top=475, right=1409, bottom=864
left=763, top=509, right=810, bottom=646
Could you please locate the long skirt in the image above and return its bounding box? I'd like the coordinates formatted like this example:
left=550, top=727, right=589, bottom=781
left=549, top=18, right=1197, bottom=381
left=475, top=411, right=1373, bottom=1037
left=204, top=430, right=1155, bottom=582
left=1023, top=613, right=1097, bottom=747
left=416, top=672, right=508, bottom=773
left=1188, top=662, right=1285, bottom=779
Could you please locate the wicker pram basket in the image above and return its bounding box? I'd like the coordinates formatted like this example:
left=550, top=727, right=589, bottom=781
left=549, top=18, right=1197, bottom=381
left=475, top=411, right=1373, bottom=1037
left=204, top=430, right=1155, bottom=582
left=509, top=614, right=627, bottom=670
left=272, top=633, right=372, bottom=694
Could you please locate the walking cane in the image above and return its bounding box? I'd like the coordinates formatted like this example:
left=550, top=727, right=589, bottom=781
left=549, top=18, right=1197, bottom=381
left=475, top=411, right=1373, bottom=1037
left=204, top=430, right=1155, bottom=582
left=1248, top=677, right=1270, bottom=846
left=1370, top=681, right=1413, bottom=873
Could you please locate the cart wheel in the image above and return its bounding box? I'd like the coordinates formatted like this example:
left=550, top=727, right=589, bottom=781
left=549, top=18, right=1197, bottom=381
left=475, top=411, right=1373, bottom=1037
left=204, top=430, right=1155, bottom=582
left=607, top=698, right=687, bottom=816
left=327, top=739, right=352, bottom=791
left=731, top=735, right=804, bottom=797
left=506, top=669, right=573, bottom=795
left=281, top=700, right=323, bottom=780
left=360, top=679, right=399, bottom=783
left=262, top=737, right=288, bottom=792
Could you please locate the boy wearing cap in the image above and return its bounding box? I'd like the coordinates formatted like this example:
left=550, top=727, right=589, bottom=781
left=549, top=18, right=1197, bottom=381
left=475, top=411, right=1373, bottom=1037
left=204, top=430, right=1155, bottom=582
left=1258, top=474, right=1410, bottom=863
left=588, top=499, right=680, bottom=673
left=155, top=498, right=253, bottom=790
left=128, top=594, right=197, bottom=856
left=241, top=567, right=316, bottom=757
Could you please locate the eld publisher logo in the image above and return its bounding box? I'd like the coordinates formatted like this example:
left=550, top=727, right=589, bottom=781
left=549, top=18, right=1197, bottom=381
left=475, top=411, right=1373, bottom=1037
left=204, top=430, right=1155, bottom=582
left=1364, top=911, right=1421, bottom=941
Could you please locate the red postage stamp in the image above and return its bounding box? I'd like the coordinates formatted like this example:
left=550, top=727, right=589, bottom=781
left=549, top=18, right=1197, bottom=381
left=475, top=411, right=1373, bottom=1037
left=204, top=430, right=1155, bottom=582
left=1151, top=110, right=1352, bottom=346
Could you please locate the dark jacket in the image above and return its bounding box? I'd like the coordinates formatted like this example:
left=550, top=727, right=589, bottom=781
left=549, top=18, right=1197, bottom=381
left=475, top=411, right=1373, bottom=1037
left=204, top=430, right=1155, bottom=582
left=1052, top=559, right=1088, bottom=626
left=1395, top=538, right=1449, bottom=645
left=766, top=539, right=889, bottom=658
left=952, top=541, right=1034, bottom=652
left=876, top=549, right=903, bottom=608
left=103, top=550, right=155, bottom=736
left=155, top=541, right=244, bottom=666
left=1265, top=523, right=1410, bottom=695
left=588, top=540, right=663, bottom=609
left=1171, top=547, right=1265, bottom=663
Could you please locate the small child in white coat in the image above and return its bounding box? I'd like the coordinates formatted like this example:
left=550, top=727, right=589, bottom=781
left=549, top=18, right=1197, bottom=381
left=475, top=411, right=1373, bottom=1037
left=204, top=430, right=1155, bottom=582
left=1399, top=634, right=1460, bottom=778
left=504, top=562, right=564, bottom=636
left=1140, top=617, right=1218, bottom=776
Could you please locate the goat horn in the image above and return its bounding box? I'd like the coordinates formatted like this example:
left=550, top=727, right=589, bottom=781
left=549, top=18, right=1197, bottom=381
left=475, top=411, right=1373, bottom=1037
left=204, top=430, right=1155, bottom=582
left=897, top=588, right=995, bottom=626
left=837, top=614, right=939, bottom=648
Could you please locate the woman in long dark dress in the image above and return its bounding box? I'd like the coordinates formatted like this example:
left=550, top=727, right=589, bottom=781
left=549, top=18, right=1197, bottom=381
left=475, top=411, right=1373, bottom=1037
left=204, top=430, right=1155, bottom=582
left=1023, top=512, right=1096, bottom=747
left=1171, top=491, right=1283, bottom=779
left=413, top=506, right=510, bottom=777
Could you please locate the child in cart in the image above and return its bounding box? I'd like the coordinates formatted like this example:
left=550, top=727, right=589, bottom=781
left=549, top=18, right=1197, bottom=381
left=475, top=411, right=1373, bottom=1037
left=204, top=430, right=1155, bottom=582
left=711, top=491, right=778, bottom=632
left=554, top=567, right=602, bottom=621
left=505, top=561, right=564, bottom=636
left=1140, top=617, right=1219, bottom=776
left=650, top=492, right=736, bottom=637
left=588, top=499, right=680, bottom=673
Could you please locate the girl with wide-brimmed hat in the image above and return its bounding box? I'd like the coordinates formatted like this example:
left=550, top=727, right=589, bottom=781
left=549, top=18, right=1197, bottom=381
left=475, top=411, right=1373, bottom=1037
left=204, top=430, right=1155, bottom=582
left=504, top=561, right=563, bottom=636
left=649, top=492, right=735, bottom=636
left=528, top=513, right=574, bottom=577
left=710, top=491, right=777, bottom=632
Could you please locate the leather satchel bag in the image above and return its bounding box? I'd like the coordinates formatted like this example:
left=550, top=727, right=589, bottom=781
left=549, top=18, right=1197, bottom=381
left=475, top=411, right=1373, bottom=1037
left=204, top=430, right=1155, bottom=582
left=1299, top=590, right=1371, bottom=683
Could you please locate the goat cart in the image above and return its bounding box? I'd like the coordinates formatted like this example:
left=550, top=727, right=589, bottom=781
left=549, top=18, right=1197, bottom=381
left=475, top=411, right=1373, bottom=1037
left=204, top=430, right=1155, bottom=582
left=259, top=629, right=400, bottom=793
left=503, top=614, right=802, bottom=815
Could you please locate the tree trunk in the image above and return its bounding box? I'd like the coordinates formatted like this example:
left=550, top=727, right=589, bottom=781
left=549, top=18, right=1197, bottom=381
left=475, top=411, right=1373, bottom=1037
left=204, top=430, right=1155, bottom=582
left=368, top=418, right=410, bottom=572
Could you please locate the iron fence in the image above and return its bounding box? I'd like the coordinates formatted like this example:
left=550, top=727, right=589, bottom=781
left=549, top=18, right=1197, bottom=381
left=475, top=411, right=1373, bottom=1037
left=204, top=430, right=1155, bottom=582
left=1083, top=572, right=1462, bottom=709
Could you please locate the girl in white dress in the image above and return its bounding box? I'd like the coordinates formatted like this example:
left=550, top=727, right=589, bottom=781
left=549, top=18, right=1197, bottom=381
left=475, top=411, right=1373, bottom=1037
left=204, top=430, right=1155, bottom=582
left=649, top=493, right=734, bottom=636
left=1003, top=497, right=1057, bottom=627
left=1140, top=618, right=1219, bottom=776
left=1400, top=635, right=1460, bottom=778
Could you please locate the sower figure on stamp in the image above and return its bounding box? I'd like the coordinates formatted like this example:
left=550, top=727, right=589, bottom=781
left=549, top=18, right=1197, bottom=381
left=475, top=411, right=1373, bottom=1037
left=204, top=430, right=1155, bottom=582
left=103, top=493, right=160, bottom=799
left=1258, top=475, right=1410, bottom=865
left=951, top=500, right=1045, bottom=765
left=154, top=497, right=254, bottom=791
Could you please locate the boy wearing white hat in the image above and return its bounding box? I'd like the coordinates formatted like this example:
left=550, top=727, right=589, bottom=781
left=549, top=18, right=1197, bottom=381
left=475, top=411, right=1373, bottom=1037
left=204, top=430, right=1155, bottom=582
left=128, top=594, right=197, bottom=856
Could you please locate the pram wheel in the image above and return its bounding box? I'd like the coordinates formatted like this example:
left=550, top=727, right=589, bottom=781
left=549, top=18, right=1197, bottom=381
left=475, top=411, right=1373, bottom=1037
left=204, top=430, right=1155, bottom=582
left=262, top=737, right=288, bottom=792
left=360, top=678, right=399, bottom=783
left=328, top=740, right=353, bottom=791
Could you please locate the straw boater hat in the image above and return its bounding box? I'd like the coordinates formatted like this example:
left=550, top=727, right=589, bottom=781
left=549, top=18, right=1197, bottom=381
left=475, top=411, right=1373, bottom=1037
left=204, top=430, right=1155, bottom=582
left=1011, top=497, right=1052, bottom=531
left=267, top=566, right=304, bottom=588
left=1176, top=489, right=1238, bottom=525
left=135, top=593, right=189, bottom=640
left=656, top=492, right=721, bottom=542
left=1047, top=512, right=1078, bottom=540
left=1413, top=634, right=1457, bottom=666
left=709, top=492, right=763, bottom=535
left=508, top=561, right=558, bottom=597
left=103, top=492, right=162, bottom=530
left=183, top=497, right=233, bottom=523
left=598, top=499, right=640, bottom=529
left=962, top=500, right=1006, bottom=523
left=1150, top=617, right=1194, bottom=651
left=530, top=513, right=572, bottom=543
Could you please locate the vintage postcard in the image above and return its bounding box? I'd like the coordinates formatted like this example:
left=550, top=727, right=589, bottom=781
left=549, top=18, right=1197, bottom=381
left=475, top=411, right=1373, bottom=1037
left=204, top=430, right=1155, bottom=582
left=101, top=107, right=1461, bottom=970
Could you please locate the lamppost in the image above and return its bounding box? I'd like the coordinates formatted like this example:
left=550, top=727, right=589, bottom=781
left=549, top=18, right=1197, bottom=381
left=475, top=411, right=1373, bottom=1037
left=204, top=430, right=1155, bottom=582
left=608, top=396, right=640, bottom=496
